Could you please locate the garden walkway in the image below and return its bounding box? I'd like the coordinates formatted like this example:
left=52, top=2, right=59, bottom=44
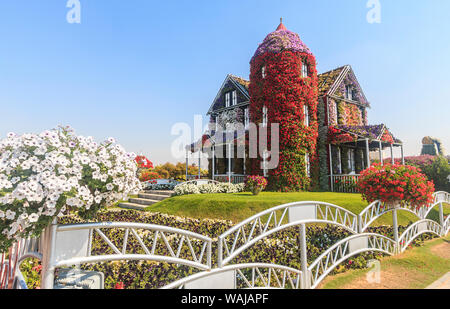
left=426, top=272, right=450, bottom=289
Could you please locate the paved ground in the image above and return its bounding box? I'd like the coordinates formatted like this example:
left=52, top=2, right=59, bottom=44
left=426, top=272, right=450, bottom=289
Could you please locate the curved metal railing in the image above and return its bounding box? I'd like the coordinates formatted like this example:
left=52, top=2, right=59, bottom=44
left=398, top=219, right=442, bottom=252
left=217, top=201, right=358, bottom=267
left=359, top=201, right=422, bottom=232
left=307, top=233, right=396, bottom=288
left=162, top=263, right=303, bottom=289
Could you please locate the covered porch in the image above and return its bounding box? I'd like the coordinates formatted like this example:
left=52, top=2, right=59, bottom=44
left=328, top=124, right=404, bottom=193
left=186, top=131, right=248, bottom=184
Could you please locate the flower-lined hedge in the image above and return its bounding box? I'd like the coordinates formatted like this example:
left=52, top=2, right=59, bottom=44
left=174, top=183, right=244, bottom=196
left=249, top=48, right=319, bottom=192
left=358, top=164, right=435, bottom=209
left=20, top=210, right=436, bottom=289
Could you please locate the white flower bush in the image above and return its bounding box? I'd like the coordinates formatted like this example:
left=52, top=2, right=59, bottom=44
left=0, top=126, right=142, bottom=252
left=174, top=182, right=244, bottom=196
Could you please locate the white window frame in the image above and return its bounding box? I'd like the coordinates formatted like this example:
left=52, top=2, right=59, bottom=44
left=346, top=85, right=353, bottom=101
left=304, top=105, right=309, bottom=127
left=337, top=147, right=343, bottom=174
left=333, top=102, right=338, bottom=124
left=302, top=62, right=308, bottom=78
left=262, top=106, right=268, bottom=127
left=225, top=92, right=231, bottom=107
left=232, top=90, right=237, bottom=106
left=305, top=153, right=310, bottom=177
left=262, top=66, right=266, bottom=79
left=244, top=108, right=250, bottom=129
left=348, top=148, right=356, bottom=174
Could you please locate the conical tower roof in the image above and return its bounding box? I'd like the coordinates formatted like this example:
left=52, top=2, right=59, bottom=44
left=253, top=19, right=312, bottom=59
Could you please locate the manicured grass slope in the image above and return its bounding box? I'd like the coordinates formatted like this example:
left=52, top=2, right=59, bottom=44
left=145, top=192, right=450, bottom=225
left=320, top=236, right=450, bottom=289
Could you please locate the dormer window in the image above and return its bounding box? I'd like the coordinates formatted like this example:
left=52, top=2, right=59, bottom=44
left=302, top=62, right=308, bottom=78
left=304, top=105, right=309, bottom=127
left=232, top=90, right=237, bottom=106
left=262, top=66, right=267, bottom=79
left=345, top=85, right=353, bottom=100
left=225, top=92, right=231, bottom=107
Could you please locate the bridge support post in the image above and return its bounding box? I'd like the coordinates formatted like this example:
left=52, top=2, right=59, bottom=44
left=40, top=219, right=57, bottom=289
left=299, top=224, right=310, bottom=289
left=439, top=202, right=444, bottom=236
left=217, top=237, right=223, bottom=268
left=392, top=209, right=399, bottom=254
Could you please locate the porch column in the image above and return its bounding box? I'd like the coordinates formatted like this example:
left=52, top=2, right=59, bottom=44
left=390, top=144, right=395, bottom=165
left=365, top=138, right=371, bottom=168
left=198, top=150, right=201, bottom=179
left=401, top=144, right=405, bottom=165
left=228, top=143, right=231, bottom=184
left=379, top=141, right=383, bottom=166
left=329, top=144, right=334, bottom=192
left=243, top=145, right=246, bottom=175
left=212, top=145, right=215, bottom=180
left=185, top=149, right=189, bottom=181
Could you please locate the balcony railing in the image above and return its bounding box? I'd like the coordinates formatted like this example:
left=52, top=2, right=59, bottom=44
left=330, top=174, right=360, bottom=193
left=213, top=174, right=247, bottom=184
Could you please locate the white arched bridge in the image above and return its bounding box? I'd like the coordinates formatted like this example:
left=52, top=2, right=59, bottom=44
left=8, top=191, right=450, bottom=289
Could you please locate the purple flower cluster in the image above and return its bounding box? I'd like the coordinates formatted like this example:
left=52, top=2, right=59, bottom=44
left=335, top=124, right=385, bottom=140
left=252, top=29, right=312, bottom=59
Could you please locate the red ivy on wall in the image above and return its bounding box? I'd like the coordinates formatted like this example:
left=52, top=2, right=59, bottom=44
left=249, top=50, right=319, bottom=191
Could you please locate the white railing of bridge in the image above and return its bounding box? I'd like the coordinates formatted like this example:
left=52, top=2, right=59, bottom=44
left=38, top=221, right=212, bottom=289
left=8, top=191, right=450, bottom=289
left=162, top=263, right=303, bottom=290
left=217, top=201, right=358, bottom=267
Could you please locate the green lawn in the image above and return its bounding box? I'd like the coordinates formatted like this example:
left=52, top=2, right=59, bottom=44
left=320, top=235, right=450, bottom=289
left=144, top=191, right=450, bottom=225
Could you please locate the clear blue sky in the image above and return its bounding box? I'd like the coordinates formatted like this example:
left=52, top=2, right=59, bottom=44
left=0, top=0, right=449, bottom=165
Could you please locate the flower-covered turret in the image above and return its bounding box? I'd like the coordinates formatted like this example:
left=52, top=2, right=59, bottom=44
left=252, top=19, right=313, bottom=60
left=249, top=20, right=319, bottom=191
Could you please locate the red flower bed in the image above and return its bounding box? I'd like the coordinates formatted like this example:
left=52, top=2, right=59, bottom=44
left=139, top=170, right=161, bottom=182
left=357, top=164, right=435, bottom=209
left=135, top=155, right=153, bottom=169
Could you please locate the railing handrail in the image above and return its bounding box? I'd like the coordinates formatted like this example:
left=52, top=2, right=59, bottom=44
left=57, top=221, right=213, bottom=242
left=219, top=201, right=358, bottom=239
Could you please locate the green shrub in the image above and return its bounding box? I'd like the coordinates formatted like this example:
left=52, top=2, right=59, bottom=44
left=421, top=156, right=450, bottom=192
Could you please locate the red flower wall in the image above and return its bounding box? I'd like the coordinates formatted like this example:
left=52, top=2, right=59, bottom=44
left=249, top=51, right=319, bottom=191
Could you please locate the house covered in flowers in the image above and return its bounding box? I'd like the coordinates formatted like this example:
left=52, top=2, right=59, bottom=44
left=187, top=20, right=404, bottom=192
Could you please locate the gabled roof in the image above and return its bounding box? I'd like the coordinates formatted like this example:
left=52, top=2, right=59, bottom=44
left=229, top=75, right=249, bottom=96
left=318, top=65, right=370, bottom=107
left=207, top=74, right=250, bottom=115
left=318, top=66, right=347, bottom=96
